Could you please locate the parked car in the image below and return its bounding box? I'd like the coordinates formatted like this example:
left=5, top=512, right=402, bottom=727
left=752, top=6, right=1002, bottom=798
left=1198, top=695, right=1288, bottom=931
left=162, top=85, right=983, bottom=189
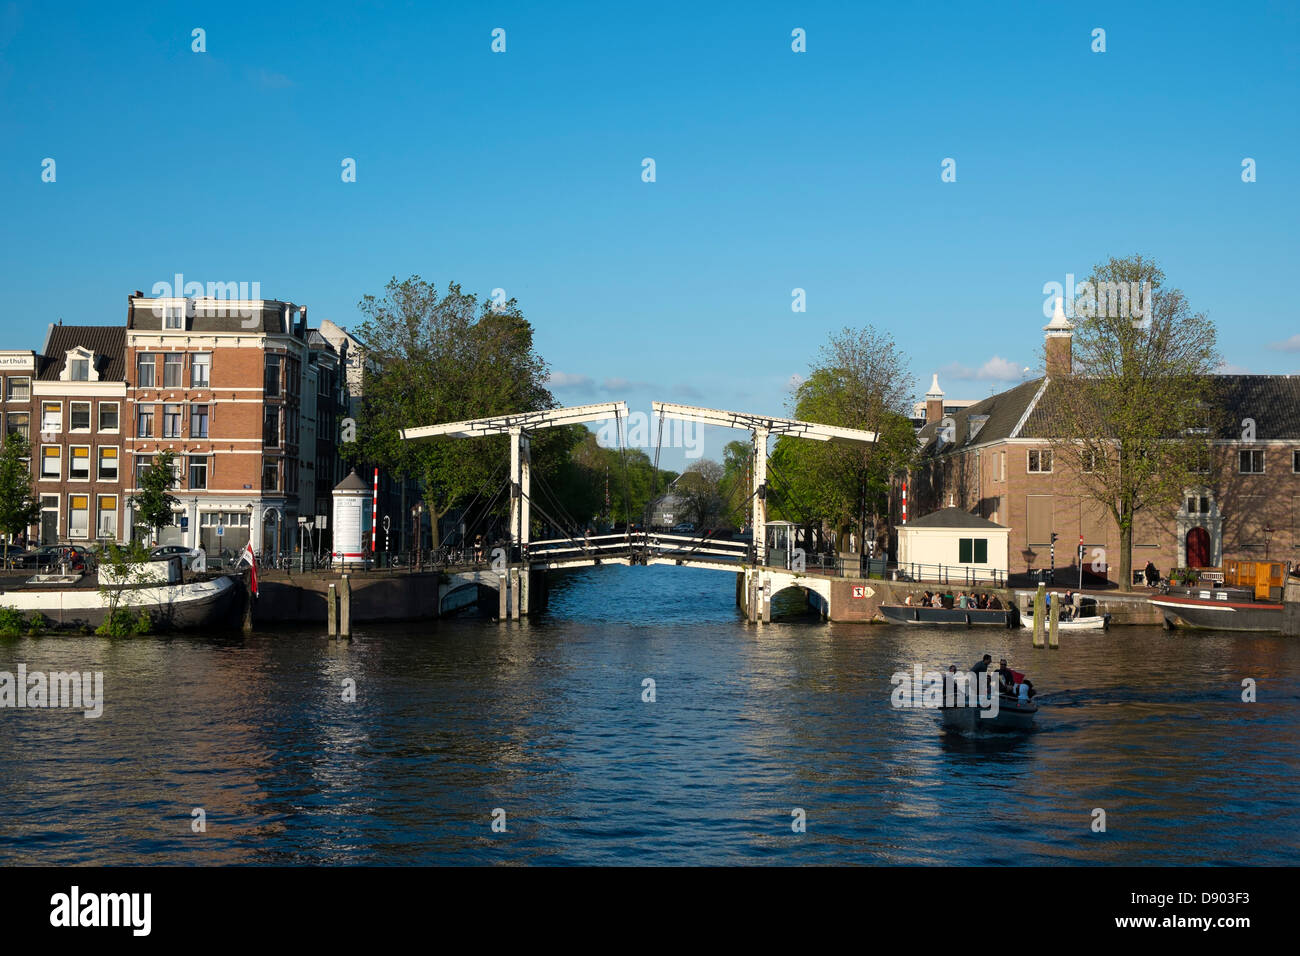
left=23, top=544, right=96, bottom=572
left=151, top=544, right=206, bottom=570
left=670, top=522, right=697, bottom=535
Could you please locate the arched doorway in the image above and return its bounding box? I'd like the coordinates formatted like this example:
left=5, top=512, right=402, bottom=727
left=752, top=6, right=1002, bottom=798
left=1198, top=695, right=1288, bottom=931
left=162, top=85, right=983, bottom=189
left=1186, top=526, right=1211, bottom=568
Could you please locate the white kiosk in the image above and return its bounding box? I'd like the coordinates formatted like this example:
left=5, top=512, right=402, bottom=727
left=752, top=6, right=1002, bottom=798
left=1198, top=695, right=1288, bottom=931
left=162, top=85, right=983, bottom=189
left=331, top=470, right=372, bottom=568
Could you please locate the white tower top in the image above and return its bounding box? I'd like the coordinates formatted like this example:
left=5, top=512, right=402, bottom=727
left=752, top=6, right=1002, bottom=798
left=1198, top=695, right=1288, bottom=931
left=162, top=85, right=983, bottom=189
left=1044, top=296, right=1074, bottom=334
left=925, top=374, right=944, bottom=399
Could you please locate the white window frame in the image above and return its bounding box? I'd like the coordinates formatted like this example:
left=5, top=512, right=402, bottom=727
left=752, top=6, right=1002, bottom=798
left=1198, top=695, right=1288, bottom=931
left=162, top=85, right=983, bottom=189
left=163, top=403, right=182, bottom=439
left=68, top=444, right=91, bottom=481
left=97, top=445, right=120, bottom=481
left=164, top=305, right=184, bottom=330
left=69, top=401, right=92, bottom=432
left=39, top=444, right=61, bottom=480
left=40, top=401, right=61, bottom=435
left=1238, top=449, right=1265, bottom=475
left=136, top=353, right=157, bottom=388
left=6, top=376, right=30, bottom=402
left=99, top=401, right=120, bottom=433
left=1027, top=448, right=1053, bottom=474
left=97, top=495, right=118, bottom=539
left=68, top=494, right=90, bottom=539
left=191, top=352, right=211, bottom=388
left=190, top=403, right=209, bottom=439
left=162, top=353, right=184, bottom=388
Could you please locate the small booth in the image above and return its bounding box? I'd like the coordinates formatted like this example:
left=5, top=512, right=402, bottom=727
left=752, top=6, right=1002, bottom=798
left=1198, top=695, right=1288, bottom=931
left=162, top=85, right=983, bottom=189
left=897, top=508, right=1009, bottom=583
left=765, top=520, right=798, bottom=569
left=331, top=470, right=373, bottom=568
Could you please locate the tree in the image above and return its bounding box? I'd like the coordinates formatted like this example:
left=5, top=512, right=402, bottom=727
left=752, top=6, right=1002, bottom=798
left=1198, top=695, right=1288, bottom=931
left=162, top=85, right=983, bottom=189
left=675, top=459, right=725, bottom=529
left=344, top=276, right=560, bottom=549
left=1040, top=254, right=1220, bottom=589
left=0, top=433, right=41, bottom=548
left=768, top=327, right=917, bottom=549
left=130, top=450, right=180, bottom=544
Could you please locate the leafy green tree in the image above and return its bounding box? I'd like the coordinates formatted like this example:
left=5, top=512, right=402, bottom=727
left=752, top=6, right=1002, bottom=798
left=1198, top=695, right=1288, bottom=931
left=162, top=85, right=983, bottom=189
left=675, top=459, right=725, bottom=529
left=553, top=429, right=678, bottom=531
left=344, top=276, right=561, bottom=549
left=1040, top=254, right=1220, bottom=589
left=0, top=433, right=41, bottom=549
left=129, top=450, right=179, bottom=544
left=768, top=327, right=917, bottom=550
left=96, top=539, right=155, bottom=635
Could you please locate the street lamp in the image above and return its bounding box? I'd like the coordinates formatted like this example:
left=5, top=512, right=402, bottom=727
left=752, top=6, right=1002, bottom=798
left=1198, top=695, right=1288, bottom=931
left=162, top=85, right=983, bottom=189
left=1264, top=524, right=1274, bottom=561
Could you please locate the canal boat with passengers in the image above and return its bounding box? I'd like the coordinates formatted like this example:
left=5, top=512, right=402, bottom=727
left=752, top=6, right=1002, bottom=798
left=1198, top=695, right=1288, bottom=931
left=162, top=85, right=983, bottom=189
left=880, top=603, right=1018, bottom=627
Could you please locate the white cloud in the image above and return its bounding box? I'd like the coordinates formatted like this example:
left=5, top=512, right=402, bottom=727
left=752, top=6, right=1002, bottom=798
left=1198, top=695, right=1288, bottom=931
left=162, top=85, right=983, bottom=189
left=1216, top=361, right=1251, bottom=375
left=937, top=356, right=1023, bottom=383
left=1268, top=334, right=1300, bottom=353
left=547, top=372, right=593, bottom=388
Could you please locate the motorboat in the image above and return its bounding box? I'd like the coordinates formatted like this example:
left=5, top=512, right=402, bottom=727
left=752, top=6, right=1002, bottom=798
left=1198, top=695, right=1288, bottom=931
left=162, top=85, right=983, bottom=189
left=1019, top=612, right=1110, bottom=631
left=1149, top=559, right=1288, bottom=632
left=940, top=693, right=1038, bottom=732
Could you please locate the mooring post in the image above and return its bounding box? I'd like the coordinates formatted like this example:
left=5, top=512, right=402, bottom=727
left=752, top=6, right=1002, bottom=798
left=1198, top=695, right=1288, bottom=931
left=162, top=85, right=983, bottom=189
left=1048, top=593, right=1060, bottom=649
left=762, top=577, right=772, bottom=623
left=242, top=577, right=255, bottom=633
left=498, top=573, right=508, bottom=620
left=340, top=573, right=352, bottom=638
left=1033, top=583, right=1046, bottom=648
left=327, top=583, right=337, bottom=637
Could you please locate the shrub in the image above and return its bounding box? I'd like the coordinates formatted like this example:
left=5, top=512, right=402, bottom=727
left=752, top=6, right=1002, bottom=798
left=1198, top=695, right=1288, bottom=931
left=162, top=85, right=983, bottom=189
left=26, top=611, right=48, bottom=637
left=0, top=605, right=24, bottom=637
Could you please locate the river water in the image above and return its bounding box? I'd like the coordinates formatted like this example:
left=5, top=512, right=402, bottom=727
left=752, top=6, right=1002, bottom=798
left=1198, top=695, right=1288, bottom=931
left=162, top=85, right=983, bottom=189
left=1, top=564, right=1297, bottom=865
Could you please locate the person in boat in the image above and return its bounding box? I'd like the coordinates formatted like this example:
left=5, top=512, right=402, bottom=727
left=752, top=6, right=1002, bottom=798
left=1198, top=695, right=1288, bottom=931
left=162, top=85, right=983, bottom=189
left=971, top=654, right=992, bottom=675
left=997, top=658, right=1017, bottom=695
left=987, top=593, right=1003, bottom=610
left=921, top=591, right=934, bottom=607
left=1062, top=590, right=1074, bottom=620
left=956, top=592, right=968, bottom=609
left=904, top=593, right=914, bottom=606
left=941, top=591, right=955, bottom=609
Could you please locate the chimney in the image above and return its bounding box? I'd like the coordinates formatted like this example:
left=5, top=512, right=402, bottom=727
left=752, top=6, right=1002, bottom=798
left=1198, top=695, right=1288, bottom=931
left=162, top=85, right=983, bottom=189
left=1044, top=296, right=1074, bottom=377
left=925, top=374, right=945, bottom=424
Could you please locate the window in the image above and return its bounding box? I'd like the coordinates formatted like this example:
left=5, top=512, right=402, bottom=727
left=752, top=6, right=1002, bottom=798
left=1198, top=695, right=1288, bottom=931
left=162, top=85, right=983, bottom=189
left=262, top=459, right=279, bottom=491
left=1028, top=449, right=1053, bottom=473
left=263, top=406, right=280, bottom=447
left=1081, top=449, right=1097, bottom=473
left=70, top=358, right=89, bottom=381
left=1294, top=450, right=1300, bottom=473
left=264, top=355, right=282, bottom=397
left=41, top=401, right=61, bottom=434
left=40, top=445, right=60, bottom=479
left=164, top=305, right=183, bottom=329
left=286, top=407, right=299, bottom=445
left=97, top=496, right=117, bottom=538
left=190, top=404, right=209, bottom=438
left=189, top=455, right=208, bottom=490
left=136, top=354, right=156, bottom=388
left=163, top=354, right=183, bottom=388
left=5, top=376, right=30, bottom=401
left=98, top=446, right=119, bottom=481
left=1186, top=495, right=1211, bottom=515
left=69, top=495, right=89, bottom=538
left=70, top=401, right=91, bottom=431
left=1192, top=448, right=1211, bottom=474
left=1239, top=449, right=1265, bottom=474
left=191, top=353, right=211, bottom=388
left=285, top=458, right=298, bottom=493
left=99, top=402, right=119, bottom=431
left=5, top=413, right=29, bottom=442
left=134, top=458, right=149, bottom=488
left=69, top=445, right=90, bottom=480
left=163, top=404, right=182, bottom=438
left=201, top=511, right=250, bottom=528
left=136, top=404, right=155, bottom=438
left=959, top=537, right=989, bottom=564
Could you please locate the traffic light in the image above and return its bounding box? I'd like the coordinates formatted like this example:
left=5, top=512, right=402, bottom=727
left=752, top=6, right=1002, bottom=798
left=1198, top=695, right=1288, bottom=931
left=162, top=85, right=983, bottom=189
left=1050, top=532, right=1058, bottom=544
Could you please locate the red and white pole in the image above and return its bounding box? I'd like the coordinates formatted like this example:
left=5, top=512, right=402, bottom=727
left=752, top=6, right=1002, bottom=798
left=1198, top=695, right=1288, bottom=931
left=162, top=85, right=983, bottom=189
left=371, top=467, right=379, bottom=554
left=901, top=480, right=908, bottom=524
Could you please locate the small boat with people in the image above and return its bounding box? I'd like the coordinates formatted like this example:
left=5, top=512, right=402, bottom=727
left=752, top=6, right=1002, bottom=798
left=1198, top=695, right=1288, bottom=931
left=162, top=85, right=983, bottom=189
left=880, top=589, right=1018, bottom=627
left=1018, top=612, right=1110, bottom=631
left=939, top=655, right=1038, bottom=733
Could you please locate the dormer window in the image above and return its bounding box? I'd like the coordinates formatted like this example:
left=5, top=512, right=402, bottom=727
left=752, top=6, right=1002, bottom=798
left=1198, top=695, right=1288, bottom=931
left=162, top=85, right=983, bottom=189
left=164, top=304, right=184, bottom=329
left=60, top=347, right=100, bottom=383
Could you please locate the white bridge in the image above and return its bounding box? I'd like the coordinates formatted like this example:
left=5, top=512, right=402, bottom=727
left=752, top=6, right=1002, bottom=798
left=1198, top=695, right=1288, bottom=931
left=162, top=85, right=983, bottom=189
left=404, top=400, right=877, bottom=621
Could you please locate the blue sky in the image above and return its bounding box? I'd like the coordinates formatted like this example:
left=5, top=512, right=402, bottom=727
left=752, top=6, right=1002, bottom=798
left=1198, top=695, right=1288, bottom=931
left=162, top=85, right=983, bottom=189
left=2, top=0, right=1297, bottom=468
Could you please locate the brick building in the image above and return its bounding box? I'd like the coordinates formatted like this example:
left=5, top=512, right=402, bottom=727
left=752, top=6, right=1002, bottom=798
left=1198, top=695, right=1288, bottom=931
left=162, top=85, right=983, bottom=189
left=124, top=293, right=310, bottom=554
left=911, top=310, right=1300, bottom=584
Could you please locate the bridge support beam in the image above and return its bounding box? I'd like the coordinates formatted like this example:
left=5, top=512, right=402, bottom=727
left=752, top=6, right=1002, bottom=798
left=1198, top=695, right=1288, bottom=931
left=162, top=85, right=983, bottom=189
left=752, top=426, right=768, bottom=558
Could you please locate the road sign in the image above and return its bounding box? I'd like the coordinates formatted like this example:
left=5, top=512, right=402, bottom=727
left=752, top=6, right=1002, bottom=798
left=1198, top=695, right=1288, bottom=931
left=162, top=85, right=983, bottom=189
left=852, top=585, right=866, bottom=599
left=180, top=516, right=189, bottom=530
left=217, top=525, right=224, bottom=537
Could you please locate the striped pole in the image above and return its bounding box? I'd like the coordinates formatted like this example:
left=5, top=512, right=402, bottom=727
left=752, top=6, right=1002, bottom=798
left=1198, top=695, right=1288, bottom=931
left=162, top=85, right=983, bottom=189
left=371, top=467, right=379, bottom=554
left=901, top=480, right=908, bottom=524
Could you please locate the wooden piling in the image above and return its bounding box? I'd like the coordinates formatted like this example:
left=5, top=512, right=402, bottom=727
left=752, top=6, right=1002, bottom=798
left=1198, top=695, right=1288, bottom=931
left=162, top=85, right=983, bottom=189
left=498, top=573, right=508, bottom=620
left=340, top=573, right=352, bottom=638
left=327, top=583, right=337, bottom=637
left=1032, top=583, right=1046, bottom=648
left=1048, top=593, right=1060, bottom=649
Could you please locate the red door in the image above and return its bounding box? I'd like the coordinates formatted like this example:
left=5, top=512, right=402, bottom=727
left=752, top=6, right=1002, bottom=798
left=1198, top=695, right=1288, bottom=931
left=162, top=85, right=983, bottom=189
left=1186, top=526, right=1211, bottom=568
